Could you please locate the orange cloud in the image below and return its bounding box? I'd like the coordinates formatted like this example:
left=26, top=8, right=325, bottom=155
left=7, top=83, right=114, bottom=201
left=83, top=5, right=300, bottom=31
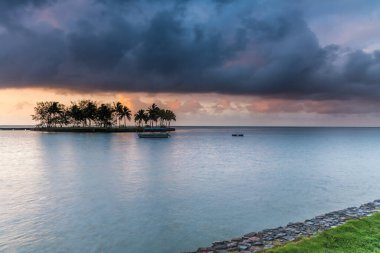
left=2, top=88, right=380, bottom=126
left=246, top=98, right=380, bottom=115
left=247, top=99, right=304, bottom=113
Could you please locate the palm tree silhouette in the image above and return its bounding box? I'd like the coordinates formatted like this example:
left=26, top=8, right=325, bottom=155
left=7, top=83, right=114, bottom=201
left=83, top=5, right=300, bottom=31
left=134, top=109, right=146, bottom=127
left=114, top=102, right=124, bottom=127
left=31, top=100, right=176, bottom=130
left=147, top=103, right=160, bottom=127
left=96, top=103, right=114, bottom=127
left=121, top=105, right=132, bottom=126
left=166, top=109, right=176, bottom=127
left=48, top=102, right=64, bottom=127
left=82, top=100, right=97, bottom=127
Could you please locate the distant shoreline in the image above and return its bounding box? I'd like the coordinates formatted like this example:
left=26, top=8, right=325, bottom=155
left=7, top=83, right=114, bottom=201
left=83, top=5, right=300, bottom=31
left=0, top=126, right=175, bottom=133
left=2, top=125, right=380, bottom=130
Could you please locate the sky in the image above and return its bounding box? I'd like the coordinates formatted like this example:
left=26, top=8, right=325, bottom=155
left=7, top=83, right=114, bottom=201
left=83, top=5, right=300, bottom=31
left=1, top=0, right=380, bottom=126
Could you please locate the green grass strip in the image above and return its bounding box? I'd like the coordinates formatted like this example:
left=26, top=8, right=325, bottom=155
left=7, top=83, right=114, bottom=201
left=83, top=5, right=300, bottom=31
left=264, top=212, right=380, bottom=253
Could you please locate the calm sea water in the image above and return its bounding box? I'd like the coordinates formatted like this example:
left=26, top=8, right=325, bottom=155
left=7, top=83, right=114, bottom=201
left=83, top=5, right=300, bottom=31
left=1, top=127, right=380, bottom=252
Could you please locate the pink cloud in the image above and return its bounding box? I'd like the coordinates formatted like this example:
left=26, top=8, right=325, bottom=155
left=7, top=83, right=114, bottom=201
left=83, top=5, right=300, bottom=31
left=246, top=98, right=380, bottom=115
left=35, top=9, right=61, bottom=28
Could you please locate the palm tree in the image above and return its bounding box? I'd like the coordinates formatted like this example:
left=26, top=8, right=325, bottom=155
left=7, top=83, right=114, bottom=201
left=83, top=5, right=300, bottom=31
left=158, top=109, right=167, bottom=127
left=81, top=100, right=97, bottom=127
left=114, top=102, right=124, bottom=127
left=31, top=100, right=177, bottom=130
left=147, top=103, right=160, bottom=127
left=114, top=102, right=132, bottom=127
left=166, top=109, right=176, bottom=127
left=134, top=109, right=145, bottom=127
left=121, top=105, right=132, bottom=127
left=68, top=103, right=83, bottom=127
left=48, top=101, right=65, bottom=127
left=96, top=103, right=115, bottom=127
left=32, top=102, right=50, bottom=127
left=142, top=112, right=149, bottom=126
left=57, top=108, right=70, bottom=127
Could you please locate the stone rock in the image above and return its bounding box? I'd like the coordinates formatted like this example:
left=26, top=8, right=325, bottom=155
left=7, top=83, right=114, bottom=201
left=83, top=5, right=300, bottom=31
left=249, top=246, right=263, bottom=252
left=248, top=236, right=260, bottom=242
left=196, top=199, right=380, bottom=253
left=227, top=242, right=237, bottom=248
left=283, top=236, right=295, bottom=241
left=214, top=244, right=227, bottom=250
left=231, top=237, right=242, bottom=242
left=212, top=241, right=227, bottom=246
left=244, top=232, right=257, bottom=237
left=238, top=244, right=249, bottom=250
left=274, top=232, right=286, bottom=239
left=252, top=241, right=264, bottom=246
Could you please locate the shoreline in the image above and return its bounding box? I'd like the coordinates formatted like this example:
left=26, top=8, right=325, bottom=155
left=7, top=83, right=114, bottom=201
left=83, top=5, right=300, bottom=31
left=0, top=127, right=175, bottom=133
left=189, top=199, right=380, bottom=253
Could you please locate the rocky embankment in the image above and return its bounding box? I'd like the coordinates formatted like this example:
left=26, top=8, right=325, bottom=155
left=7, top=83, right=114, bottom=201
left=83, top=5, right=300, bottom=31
left=188, top=199, right=380, bottom=253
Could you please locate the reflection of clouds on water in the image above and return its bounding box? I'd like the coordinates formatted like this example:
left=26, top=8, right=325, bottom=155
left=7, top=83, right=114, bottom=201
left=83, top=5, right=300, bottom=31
left=0, top=131, right=49, bottom=252
left=2, top=128, right=380, bottom=252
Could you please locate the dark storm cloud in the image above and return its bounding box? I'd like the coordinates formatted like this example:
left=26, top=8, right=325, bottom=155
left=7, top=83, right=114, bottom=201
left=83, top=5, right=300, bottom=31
left=0, top=0, right=380, bottom=101
left=0, top=29, right=65, bottom=85
left=0, top=0, right=53, bottom=14
left=0, top=0, right=55, bottom=28
left=68, top=18, right=137, bottom=70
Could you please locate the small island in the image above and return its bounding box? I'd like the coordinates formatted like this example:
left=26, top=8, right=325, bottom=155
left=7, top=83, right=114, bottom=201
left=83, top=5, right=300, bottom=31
left=30, top=100, right=176, bottom=133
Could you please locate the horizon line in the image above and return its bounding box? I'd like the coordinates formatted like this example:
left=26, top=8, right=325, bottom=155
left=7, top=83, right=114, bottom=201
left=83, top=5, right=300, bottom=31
left=1, top=124, right=380, bottom=128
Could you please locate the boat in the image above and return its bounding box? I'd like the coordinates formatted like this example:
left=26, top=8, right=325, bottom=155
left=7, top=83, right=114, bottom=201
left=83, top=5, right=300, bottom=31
left=232, top=134, right=244, bottom=137
left=138, top=127, right=170, bottom=138
left=138, top=132, right=170, bottom=138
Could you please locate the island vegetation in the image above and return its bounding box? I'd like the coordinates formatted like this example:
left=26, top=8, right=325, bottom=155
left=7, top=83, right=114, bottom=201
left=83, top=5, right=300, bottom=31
left=31, top=100, right=176, bottom=131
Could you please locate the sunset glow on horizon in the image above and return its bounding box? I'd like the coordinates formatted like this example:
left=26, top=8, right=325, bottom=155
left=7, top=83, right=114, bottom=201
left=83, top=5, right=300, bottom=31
left=2, top=88, right=380, bottom=126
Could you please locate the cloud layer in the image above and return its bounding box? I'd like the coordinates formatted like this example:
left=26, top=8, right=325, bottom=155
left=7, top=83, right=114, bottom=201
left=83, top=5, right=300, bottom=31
left=0, top=0, right=380, bottom=101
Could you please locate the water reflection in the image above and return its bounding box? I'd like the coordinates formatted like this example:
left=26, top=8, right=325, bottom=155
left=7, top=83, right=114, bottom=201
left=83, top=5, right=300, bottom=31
left=1, top=128, right=380, bottom=252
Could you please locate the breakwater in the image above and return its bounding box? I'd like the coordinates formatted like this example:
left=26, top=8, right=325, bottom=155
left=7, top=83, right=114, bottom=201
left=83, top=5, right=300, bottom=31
left=0, top=127, right=175, bottom=133
left=0, top=127, right=32, bottom=130
left=190, top=199, right=380, bottom=253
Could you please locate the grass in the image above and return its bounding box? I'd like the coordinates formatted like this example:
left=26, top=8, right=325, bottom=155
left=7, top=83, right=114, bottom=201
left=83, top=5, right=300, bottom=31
left=263, top=212, right=380, bottom=253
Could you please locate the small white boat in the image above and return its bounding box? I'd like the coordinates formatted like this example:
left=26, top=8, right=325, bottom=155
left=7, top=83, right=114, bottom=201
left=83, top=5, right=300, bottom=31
left=138, top=132, right=170, bottom=138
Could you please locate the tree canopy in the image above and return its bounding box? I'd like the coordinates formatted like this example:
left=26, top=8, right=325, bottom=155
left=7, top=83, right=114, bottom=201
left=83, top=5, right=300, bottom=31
left=32, top=100, right=176, bottom=128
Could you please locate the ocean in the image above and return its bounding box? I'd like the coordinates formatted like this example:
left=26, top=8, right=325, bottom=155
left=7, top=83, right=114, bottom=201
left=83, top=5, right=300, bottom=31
left=1, top=127, right=380, bottom=252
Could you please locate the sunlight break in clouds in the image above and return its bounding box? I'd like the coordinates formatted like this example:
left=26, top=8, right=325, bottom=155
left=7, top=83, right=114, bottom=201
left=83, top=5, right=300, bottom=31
left=2, top=88, right=380, bottom=126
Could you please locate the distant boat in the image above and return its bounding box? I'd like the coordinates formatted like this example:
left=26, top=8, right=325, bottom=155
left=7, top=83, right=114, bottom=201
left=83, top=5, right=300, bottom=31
left=138, top=132, right=170, bottom=138
left=138, top=127, right=170, bottom=138
left=232, top=134, right=244, bottom=137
